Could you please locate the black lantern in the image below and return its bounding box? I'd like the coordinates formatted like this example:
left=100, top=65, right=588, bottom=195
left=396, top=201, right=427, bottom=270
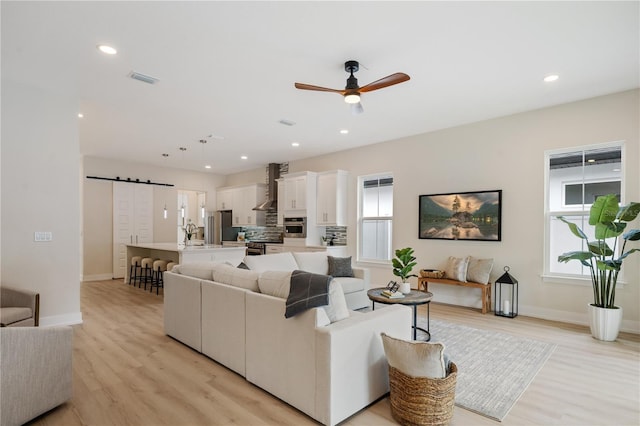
left=495, top=266, right=518, bottom=318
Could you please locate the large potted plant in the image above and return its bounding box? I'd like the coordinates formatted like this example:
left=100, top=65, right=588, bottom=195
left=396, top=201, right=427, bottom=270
left=557, top=194, right=639, bottom=341
left=392, top=247, right=418, bottom=294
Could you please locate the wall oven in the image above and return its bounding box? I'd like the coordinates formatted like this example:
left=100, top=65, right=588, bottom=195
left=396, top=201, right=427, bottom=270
left=284, top=217, right=307, bottom=238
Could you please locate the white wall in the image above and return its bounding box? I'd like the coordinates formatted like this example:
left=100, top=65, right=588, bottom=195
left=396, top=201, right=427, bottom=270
left=82, top=156, right=226, bottom=280
left=238, top=90, right=640, bottom=332
left=1, top=80, right=82, bottom=326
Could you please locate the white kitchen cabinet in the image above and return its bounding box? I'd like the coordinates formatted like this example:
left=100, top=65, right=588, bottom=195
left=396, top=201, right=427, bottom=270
left=281, top=172, right=317, bottom=217
left=265, top=245, right=284, bottom=254
left=218, top=183, right=266, bottom=227
left=216, top=188, right=234, bottom=211
left=112, top=182, right=154, bottom=278
left=316, top=170, right=348, bottom=226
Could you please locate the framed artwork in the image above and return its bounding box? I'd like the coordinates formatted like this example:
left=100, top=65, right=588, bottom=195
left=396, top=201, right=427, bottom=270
left=419, top=190, right=502, bottom=241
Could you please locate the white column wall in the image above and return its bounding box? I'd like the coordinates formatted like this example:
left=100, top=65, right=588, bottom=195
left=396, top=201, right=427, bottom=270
left=1, top=81, right=82, bottom=326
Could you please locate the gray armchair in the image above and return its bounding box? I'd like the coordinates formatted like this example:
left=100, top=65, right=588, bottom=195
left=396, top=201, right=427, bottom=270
left=0, top=326, right=73, bottom=426
left=1, top=286, right=40, bottom=327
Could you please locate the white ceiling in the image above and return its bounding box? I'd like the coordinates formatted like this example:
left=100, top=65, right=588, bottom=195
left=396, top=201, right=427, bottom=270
left=3, top=1, right=638, bottom=175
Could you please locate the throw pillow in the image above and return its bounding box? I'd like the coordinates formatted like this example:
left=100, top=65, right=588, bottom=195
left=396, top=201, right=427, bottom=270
left=322, top=280, right=350, bottom=323
left=213, top=264, right=260, bottom=292
left=237, top=262, right=249, bottom=270
left=285, top=270, right=331, bottom=318
left=328, top=256, right=354, bottom=277
left=466, top=256, right=494, bottom=284
left=243, top=252, right=298, bottom=273
left=292, top=251, right=329, bottom=275
left=175, top=262, right=216, bottom=280
left=444, top=256, right=469, bottom=282
left=257, top=270, right=292, bottom=298
left=381, top=332, right=447, bottom=379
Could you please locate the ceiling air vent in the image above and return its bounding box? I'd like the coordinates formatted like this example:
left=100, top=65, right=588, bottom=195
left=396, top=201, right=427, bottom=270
left=129, top=71, right=159, bottom=85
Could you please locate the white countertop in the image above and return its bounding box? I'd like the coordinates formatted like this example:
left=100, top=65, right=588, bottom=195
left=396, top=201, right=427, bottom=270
left=126, top=242, right=235, bottom=252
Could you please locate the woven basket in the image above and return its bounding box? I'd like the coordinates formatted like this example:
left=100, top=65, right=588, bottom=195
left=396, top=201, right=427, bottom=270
left=388, top=362, right=457, bottom=426
left=420, top=269, right=445, bottom=279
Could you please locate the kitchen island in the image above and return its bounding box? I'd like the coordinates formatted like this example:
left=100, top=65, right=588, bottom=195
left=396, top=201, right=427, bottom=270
left=124, top=243, right=246, bottom=284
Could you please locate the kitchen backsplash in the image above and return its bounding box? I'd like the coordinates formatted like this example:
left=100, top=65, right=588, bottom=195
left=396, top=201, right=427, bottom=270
left=240, top=162, right=347, bottom=245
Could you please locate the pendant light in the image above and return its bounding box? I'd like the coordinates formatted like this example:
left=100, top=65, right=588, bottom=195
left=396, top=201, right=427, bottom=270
left=179, top=147, right=187, bottom=220
left=162, top=153, right=169, bottom=219
left=200, top=139, right=207, bottom=220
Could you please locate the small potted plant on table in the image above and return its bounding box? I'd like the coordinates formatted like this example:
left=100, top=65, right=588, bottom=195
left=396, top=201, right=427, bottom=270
left=557, top=194, right=639, bottom=341
left=392, top=247, right=418, bottom=294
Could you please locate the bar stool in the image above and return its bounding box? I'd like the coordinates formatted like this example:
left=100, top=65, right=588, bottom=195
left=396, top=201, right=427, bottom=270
left=129, top=256, right=142, bottom=286
left=150, top=260, right=168, bottom=295
left=140, top=257, right=155, bottom=290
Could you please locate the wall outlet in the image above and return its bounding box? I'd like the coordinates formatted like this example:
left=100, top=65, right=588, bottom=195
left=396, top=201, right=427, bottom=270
left=34, top=231, right=52, bottom=242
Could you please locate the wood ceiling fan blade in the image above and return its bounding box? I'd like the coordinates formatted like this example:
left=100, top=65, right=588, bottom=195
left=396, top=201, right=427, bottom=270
left=294, top=83, right=345, bottom=94
left=359, top=73, right=410, bottom=93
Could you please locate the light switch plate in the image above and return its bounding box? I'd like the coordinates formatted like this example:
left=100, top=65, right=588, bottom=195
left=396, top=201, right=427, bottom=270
left=34, top=231, right=52, bottom=242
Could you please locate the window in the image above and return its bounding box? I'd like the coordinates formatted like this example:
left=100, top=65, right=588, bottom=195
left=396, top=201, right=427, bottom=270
left=358, top=173, right=393, bottom=262
left=544, top=142, right=624, bottom=279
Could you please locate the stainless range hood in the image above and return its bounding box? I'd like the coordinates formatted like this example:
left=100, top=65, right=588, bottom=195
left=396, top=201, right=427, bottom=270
left=253, top=163, right=280, bottom=211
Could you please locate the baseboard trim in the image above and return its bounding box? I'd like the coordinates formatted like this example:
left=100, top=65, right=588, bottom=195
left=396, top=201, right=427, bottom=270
left=520, top=304, right=640, bottom=335
left=82, top=273, right=113, bottom=282
left=433, top=293, right=640, bottom=335
left=40, top=311, right=83, bottom=327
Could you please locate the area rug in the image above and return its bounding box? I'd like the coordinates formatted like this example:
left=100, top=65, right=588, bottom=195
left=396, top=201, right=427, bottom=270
left=418, top=319, right=556, bottom=422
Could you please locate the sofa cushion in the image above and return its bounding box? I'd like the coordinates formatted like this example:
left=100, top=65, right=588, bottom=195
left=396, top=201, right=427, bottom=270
left=174, top=262, right=217, bottom=280
left=258, top=270, right=292, bottom=298
left=328, top=256, right=354, bottom=277
left=285, top=270, right=331, bottom=319
left=0, top=307, right=32, bottom=326
left=444, top=256, right=469, bottom=282
left=381, top=332, right=447, bottom=379
left=467, top=256, right=494, bottom=284
left=243, top=252, right=298, bottom=273
left=292, top=251, right=329, bottom=275
left=332, top=277, right=364, bottom=294
left=323, top=280, right=350, bottom=323
left=213, top=264, right=260, bottom=292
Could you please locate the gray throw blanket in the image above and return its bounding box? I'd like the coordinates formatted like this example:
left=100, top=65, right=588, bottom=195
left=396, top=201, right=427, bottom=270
left=285, top=270, right=331, bottom=318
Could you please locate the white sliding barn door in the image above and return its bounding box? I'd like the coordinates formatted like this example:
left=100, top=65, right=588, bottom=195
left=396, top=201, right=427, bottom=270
left=112, top=182, right=153, bottom=278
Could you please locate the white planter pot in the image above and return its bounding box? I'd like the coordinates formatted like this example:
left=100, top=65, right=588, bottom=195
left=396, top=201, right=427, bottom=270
left=588, top=304, right=623, bottom=341
left=399, top=282, right=412, bottom=294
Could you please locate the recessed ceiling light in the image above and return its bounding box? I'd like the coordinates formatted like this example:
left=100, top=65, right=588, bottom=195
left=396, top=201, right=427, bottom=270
left=291, top=142, right=300, bottom=147
left=340, top=129, right=349, bottom=134
left=205, top=165, right=212, bottom=169
left=241, top=155, right=248, bottom=160
left=543, top=74, right=559, bottom=83
left=97, top=44, right=117, bottom=55
left=77, top=113, right=84, bottom=118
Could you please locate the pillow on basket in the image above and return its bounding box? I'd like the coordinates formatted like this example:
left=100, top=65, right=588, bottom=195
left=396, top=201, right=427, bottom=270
left=381, top=332, right=447, bottom=379
left=444, top=256, right=469, bottom=282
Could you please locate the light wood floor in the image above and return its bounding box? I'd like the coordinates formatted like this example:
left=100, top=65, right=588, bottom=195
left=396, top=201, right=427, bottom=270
left=31, top=280, right=639, bottom=426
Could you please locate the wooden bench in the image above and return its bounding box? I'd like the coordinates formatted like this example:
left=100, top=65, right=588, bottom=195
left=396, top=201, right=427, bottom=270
left=418, top=276, right=492, bottom=314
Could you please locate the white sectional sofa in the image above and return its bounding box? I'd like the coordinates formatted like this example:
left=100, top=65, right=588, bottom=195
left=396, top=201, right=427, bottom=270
left=163, top=253, right=412, bottom=426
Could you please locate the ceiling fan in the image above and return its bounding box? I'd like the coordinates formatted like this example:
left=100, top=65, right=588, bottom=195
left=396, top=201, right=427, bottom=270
left=294, top=60, right=410, bottom=114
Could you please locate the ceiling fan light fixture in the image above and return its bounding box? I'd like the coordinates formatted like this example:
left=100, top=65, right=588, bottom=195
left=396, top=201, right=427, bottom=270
left=344, top=93, right=360, bottom=104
